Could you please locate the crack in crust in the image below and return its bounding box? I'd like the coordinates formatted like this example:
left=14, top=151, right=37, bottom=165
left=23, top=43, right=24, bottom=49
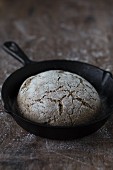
left=58, top=101, right=63, bottom=115
left=75, top=96, right=94, bottom=110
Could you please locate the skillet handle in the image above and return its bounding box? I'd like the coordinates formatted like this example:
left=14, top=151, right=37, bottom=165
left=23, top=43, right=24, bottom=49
left=2, top=41, right=32, bottom=66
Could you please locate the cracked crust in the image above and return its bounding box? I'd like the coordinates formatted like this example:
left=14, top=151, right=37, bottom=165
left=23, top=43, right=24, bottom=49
left=17, top=70, right=100, bottom=126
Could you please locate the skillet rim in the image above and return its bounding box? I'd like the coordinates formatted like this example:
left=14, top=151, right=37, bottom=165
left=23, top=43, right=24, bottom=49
left=1, top=59, right=113, bottom=129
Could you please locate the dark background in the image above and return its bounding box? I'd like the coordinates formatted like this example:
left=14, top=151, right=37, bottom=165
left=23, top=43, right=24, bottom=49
left=0, top=0, right=113, bottom=169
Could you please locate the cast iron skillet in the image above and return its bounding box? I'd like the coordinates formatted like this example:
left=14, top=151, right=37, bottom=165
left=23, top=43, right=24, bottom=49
left=1, top=41, right=113, bottom=140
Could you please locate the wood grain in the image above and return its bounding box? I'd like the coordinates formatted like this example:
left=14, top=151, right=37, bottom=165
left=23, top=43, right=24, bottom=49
left=0, top=0, right=113, bottom=169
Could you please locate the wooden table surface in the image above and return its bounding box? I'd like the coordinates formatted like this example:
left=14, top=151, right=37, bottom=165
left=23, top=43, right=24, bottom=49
left=0, top=0, right=113, bottom=169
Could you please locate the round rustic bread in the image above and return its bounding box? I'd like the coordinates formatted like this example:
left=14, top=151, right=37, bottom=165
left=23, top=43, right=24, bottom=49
left=17, top=70, right=100, bottom=126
